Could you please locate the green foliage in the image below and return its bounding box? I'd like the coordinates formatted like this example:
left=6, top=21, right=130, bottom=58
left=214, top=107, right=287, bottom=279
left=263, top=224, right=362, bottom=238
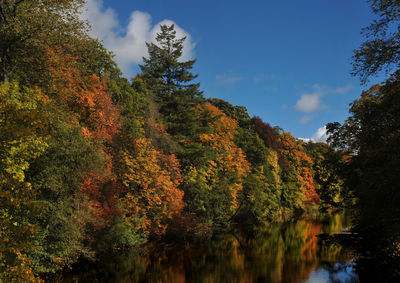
left=140, top=24, right=200, bottom=101
left=352, top=0, right=400, bottom=83
left=238, top=168, right=281, bottom=225
left=0, top=0, right=87, bottom=84
left=327, top=72, right=400, bottom=274
left=181, top=166, right=230, bottom=224
left=0, top=4, right=351, bottom=281
left=109, top=75, right=148, bottom=140
left=280, top=164, right=303, bottom=213
left=0, top=82, right=48, bottom=281
left=96, top=216, right=146, bottom=251
left=208, top=99, right=283, bottom=223
left=27, top=121, right=105, bottom=273
left=304, top=142, right=348, bottom=209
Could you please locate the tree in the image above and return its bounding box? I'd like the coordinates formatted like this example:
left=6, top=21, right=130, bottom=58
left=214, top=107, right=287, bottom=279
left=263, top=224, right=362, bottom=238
left=304, top=142, right=348, bottom=209
left=352, top=0, right=400, bottom=83
left=279, top=133, right=319, bottom=210
left=208, top=99, right=282, bottom=224
left=0, top=0, right=87, bottom=84
left=327, top=72, right=400, bottom=280
left=139, top=24, right=206, bottom=141
left=181, top=103, right=250, bottom=224
left=0, top=82, right=49, bottom=281
left=118, top=137, right=184, bottom=237
left=140, top=24, right=200, bottom=100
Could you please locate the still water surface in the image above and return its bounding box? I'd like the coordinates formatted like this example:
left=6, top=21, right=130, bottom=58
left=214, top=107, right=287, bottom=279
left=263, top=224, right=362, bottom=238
left=64, top=212, right=359, bottom=283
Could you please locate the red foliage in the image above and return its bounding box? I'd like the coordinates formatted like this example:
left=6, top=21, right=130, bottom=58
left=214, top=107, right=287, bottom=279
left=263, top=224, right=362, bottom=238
left=252, top=116, right=281, bottom=151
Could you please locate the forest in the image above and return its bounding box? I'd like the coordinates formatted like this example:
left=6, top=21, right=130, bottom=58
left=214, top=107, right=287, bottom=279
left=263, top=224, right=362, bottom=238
left=0, top=0, right=399, bottom=282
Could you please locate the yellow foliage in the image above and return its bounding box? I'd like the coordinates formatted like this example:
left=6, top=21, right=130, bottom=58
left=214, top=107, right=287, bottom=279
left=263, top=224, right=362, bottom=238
left=121, top=138, right=184, bottom=235
left=197, top=103, right=250, bottom=212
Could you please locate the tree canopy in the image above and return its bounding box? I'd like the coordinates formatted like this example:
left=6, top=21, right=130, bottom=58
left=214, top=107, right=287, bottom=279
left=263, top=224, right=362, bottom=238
left=352, top=0, right=400, bottom=83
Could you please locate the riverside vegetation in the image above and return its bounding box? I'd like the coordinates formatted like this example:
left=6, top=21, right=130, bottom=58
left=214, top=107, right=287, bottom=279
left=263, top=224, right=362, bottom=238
left=0, top=0, right=399, bottom=282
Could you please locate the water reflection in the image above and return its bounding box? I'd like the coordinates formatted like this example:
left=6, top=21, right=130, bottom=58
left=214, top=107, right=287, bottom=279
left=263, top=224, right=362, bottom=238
left=62, top=211, right=359, bottom=283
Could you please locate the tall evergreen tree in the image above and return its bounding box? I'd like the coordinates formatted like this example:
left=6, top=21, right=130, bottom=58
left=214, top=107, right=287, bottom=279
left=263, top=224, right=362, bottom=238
left=140, top=24, right=200, bottom=100
left=139, top=25, right=206, bottom=138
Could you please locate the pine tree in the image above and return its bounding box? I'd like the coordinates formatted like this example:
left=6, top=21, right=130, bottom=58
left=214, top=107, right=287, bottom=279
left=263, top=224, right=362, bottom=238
left=139, top=25, right=206, bottom=138
left=140, top=24, right=200, bottom=100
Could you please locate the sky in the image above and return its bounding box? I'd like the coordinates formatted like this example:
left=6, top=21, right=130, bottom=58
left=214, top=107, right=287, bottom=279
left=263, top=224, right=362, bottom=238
left=81, top=0, right=378, bottom=142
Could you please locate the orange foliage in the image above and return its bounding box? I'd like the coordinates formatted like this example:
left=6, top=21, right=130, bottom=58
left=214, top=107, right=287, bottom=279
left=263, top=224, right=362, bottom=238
left=46, top=47, right=122, bottom=224
left=199, top=104, right=250, bottom=177
left=280, top=132, right=319, bottom=203
left=121, top=137, right=184, bottom=235
left=47, top=47, right=120, bottom=144
left=198, top=103, right=250, bottom=209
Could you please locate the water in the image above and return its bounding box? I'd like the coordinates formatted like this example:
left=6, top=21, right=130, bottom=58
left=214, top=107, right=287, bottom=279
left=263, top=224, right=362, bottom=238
left=62, top=211, right=359, bottom=283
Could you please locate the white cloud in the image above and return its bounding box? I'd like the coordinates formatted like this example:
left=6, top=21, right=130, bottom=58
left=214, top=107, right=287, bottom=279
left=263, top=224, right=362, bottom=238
left=81, top=0, right=195, bottom=77
left=215, top=74, right=243, bottom=86
left=299, top=137, right=311, bottom=143
left=295, top=93, right=324, bottom=113
left=311, top=126, right=329, bottom=143
left=298, top=126, right=329, bottom=143
left=300, top=115, right=314, bottom=124
left=80, top=0, right=119, bottom=39
left=334, top=85, right=352, bottom=94
left=294, top=83, right=352, bottom=114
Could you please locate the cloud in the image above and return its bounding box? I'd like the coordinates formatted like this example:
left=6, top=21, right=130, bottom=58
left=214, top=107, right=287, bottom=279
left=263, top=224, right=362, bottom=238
left=81, top=0, right=195, bottom=77
left=295, top=93, right=324, bottom=113
left=298, top=126, right=329, bottom=143
left=334, top=85, right=353, bottom=94
left=253, top=74, right=280, bottom=83
left=299, top=115, right=314, bottom=124
left=311, top=126, right=329, bottom=142
left=294, top=83, right=352, bottom=114
left=299, top=137, right=311, bottom=143
left=215, top=74, right=243, bottom=86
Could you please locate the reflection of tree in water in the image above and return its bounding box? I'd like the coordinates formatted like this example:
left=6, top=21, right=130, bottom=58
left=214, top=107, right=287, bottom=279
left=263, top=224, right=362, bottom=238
left=62, top=212, right=357, bottom=283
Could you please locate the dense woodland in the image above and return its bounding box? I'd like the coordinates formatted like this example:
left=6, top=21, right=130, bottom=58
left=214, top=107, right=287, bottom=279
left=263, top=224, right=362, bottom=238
left=0, top=0, right=399, bottom=282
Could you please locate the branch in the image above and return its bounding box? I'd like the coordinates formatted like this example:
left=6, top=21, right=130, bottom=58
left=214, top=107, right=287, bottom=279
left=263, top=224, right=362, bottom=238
left=0, top=4, right=9, bottom=25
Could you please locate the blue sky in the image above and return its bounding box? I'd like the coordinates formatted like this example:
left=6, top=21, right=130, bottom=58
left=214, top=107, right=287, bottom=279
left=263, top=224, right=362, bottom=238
left=82, top=0, right=378, bottom=141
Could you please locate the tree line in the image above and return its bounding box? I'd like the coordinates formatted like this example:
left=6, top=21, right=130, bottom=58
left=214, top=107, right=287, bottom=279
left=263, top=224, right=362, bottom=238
left=0, top=0, right=380, bottom=281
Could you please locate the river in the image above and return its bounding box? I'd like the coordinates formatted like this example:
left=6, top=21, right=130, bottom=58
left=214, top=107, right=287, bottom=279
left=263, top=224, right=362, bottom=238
left=61, top=211, right=359, bottom=283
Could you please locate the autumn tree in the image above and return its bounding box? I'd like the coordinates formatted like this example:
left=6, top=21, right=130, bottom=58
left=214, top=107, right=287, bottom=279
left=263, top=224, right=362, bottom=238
left=0, top=0, right=87, bottom=84
left=251, top=116, right=282, bottom=152
left=17, top=46, right=123, bottom=273
left=304, top=142, right=349, bottom=209
left=0, top=82, right=49, bottom=281
left=118, top=136, right=184, bottom=237
left=208, top=99, right=281, bottom=224
left=182, top=103, right=250, bottom=224
left=268, top=132, right=320, bottom=217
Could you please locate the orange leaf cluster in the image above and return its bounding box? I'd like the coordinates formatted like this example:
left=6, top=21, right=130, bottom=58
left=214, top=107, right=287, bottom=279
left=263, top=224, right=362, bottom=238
left=280, top=132, right=319, bottom=203
left=47, top=47, right=120, bottom=144
left=121, top=137, right=184, bottom=235
left=46, top=47, right=122, bottom=226
left=198, top=103, right=250, bottom=209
